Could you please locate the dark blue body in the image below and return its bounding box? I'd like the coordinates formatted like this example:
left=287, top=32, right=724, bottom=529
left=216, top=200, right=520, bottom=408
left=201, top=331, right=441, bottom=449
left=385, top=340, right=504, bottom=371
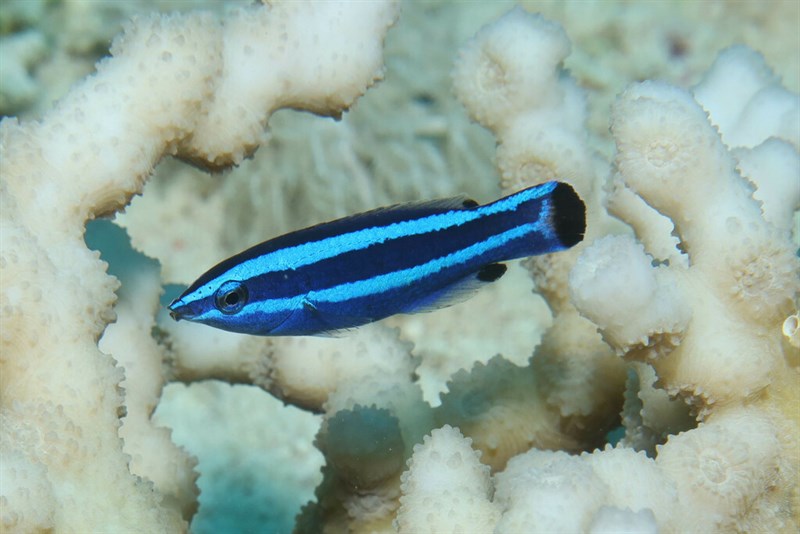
left=169, top=181, right=585, bottom=336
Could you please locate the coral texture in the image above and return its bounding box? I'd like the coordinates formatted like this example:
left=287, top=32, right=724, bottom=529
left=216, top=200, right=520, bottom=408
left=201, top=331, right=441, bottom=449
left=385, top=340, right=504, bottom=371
left=397, top=7, right=799, bottom=533
left=395, top=425, right=500, bottom=533
left=0, top=1, right=398, bottom=530
left=1, top=2, right=798, bottom=533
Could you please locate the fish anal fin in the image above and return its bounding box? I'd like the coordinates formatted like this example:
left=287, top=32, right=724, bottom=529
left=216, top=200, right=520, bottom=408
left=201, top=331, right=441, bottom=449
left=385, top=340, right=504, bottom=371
left=402, top=263, right=507, bottom=314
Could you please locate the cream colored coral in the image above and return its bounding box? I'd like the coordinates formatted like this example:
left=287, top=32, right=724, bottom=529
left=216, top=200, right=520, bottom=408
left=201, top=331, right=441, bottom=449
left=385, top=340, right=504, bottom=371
left=181, top=1, right=399, bottom=169
left=398, top=8, right=798, bottom=534
left=601, top=79, right=799, bottom=406
left=0, top=1, right=398, bottom=530
left=258, top=323, right=418, bottom=412
left=452, top=6, right=602, bottom=207
left=452, top=7, right=571, bottom=133
left=396, top=425, right=500, bottom=533
left=588, top=507, right=658, bottom=534
left=435, top=356, right=579, bottom=472
left=494, top=450, right=610, bottom=533
left=451, top=8, right=629, bottom=459
left=733, top=139, right=800, bottom=233
left=570, top=234, right=691, bottom=361
left=398, top=408, right=784, bottom=532
left=450, top=6, right=628, bottom=472
left=693, top=45, right=799, bottom=150
left=99, top=270, right=199, bottom=519
left=605, top=177, right=686, bottom=267
left=162, top=316, right=269, bottom=384
left=582, top=447, right=678, bottom=524
left=655, top=408, right=783, bottom=532
left=433, top=345, right=622, bottom=473
left=567, top=35, right=798, bottom=534
left=618, top=362, right=694, bottom=455
left=534, top=311, right=625, bottom=420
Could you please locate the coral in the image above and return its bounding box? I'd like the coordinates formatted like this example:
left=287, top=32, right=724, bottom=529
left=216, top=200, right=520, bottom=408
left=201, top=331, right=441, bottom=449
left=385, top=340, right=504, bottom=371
left=2, top=1, right=798, bottom=532
left=398, top=6, right=798, bottom=534
left=98, top=269, right=199, bottom=519
left=493, top=450, right=612, bottom=532
left=570, top=234, right=691, bottom=361
left=384, top=262, right=552, bottom=404
left=655, top=408, right=782, bottom=531
left=291, top=325, right=433, bottom=531
left=303, top=405, right=407, bottom=532
left=692, top=45, right=799, bottom=150
left=435, top=356, right=580, bottom=472
left=0, top=1, right=398, bottom=530
left=434, top=340, right=625, bottom=472
left=395, top=425, right=500, bottom=533
left=447, top=5, right=627, bottom=475
left=588, top=507, right=658, bottom=534
left=580, top=76, right=799, bottom=407
left=0, top=30, right=47, bottom=111
left=266, top=324, right=418, bottom=413
left=618, top=362, right=694, bottom=456
left=154, top=380, right=323, bottom=533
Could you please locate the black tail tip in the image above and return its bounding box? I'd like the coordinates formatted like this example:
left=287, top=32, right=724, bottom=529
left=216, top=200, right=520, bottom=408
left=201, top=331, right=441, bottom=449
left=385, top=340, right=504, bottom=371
left=551, top=182, right=586, bottom=248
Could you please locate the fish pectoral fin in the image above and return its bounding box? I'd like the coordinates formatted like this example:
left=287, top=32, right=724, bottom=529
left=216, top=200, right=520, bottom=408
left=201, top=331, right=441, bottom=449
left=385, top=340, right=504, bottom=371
left=402, top=262, right=507, bottom=314
left=311, top=328, right=350, bottom=338
left=476, top=262, right=507, bottom=282
left=302, top=298, right=365, bottom=338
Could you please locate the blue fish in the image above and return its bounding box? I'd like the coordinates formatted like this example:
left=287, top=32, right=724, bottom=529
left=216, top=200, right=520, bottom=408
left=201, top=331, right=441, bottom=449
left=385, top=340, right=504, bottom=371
left=168, top=181, right=585, bottom=336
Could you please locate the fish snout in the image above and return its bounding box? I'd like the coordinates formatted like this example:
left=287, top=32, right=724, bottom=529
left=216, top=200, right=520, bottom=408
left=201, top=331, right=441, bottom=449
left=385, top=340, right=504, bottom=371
left=168, top=298, right=195, bottom=322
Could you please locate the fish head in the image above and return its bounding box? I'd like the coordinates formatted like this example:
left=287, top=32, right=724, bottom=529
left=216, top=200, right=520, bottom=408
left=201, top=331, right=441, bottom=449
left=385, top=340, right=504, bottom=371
left=168, top=272, right=294, bottom=336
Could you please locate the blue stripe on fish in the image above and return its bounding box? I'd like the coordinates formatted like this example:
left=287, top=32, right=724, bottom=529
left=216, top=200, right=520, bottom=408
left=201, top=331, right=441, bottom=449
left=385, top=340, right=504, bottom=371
left=168, top=181, right=585, bottom=336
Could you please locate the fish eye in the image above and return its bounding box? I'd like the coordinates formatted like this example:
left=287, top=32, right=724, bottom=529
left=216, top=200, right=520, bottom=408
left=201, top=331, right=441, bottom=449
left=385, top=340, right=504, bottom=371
left=214, top=281, right=248, bottom=315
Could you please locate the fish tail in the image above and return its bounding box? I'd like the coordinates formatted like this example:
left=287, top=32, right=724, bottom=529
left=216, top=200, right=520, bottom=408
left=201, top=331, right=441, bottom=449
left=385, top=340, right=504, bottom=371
left=548, top=182, right=586, bottom=248
left=501, top=181, right=586, bottom=257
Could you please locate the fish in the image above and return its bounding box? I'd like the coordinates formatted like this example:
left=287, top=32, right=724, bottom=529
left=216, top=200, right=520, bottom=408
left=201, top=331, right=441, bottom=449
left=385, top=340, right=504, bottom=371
left=168, top=181, right=585, bottom=336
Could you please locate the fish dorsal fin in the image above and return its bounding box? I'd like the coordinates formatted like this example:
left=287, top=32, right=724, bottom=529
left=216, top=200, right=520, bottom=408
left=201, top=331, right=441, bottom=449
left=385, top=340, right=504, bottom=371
left=401, top=263, right=507, bottom=314
left=347, top=194, right=479, bottom=222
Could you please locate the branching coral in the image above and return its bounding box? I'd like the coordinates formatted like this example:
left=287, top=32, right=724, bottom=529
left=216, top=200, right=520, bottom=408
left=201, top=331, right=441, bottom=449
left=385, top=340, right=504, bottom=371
left=2, top=2, right=798, bottom=533
left=397, top=7, right=798, bottom=533
left=446, top=6, right=628, bottom=473
left=0, top=1, right=398, bottom=530
left=99, top=269, right=199, bottom=520
left=396, top=425, right=500, bottom=533
left=576, top=75, right=798, bottom=408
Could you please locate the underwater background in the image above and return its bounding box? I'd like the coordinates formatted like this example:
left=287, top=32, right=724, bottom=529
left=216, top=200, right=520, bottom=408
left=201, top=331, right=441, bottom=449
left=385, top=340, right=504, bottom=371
left=2, top=1, right=797, bottom=532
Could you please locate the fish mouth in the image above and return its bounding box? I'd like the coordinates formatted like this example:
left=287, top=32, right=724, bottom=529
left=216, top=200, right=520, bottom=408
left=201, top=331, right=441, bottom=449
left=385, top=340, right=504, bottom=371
left=168, top=298, right=196, bottom=321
